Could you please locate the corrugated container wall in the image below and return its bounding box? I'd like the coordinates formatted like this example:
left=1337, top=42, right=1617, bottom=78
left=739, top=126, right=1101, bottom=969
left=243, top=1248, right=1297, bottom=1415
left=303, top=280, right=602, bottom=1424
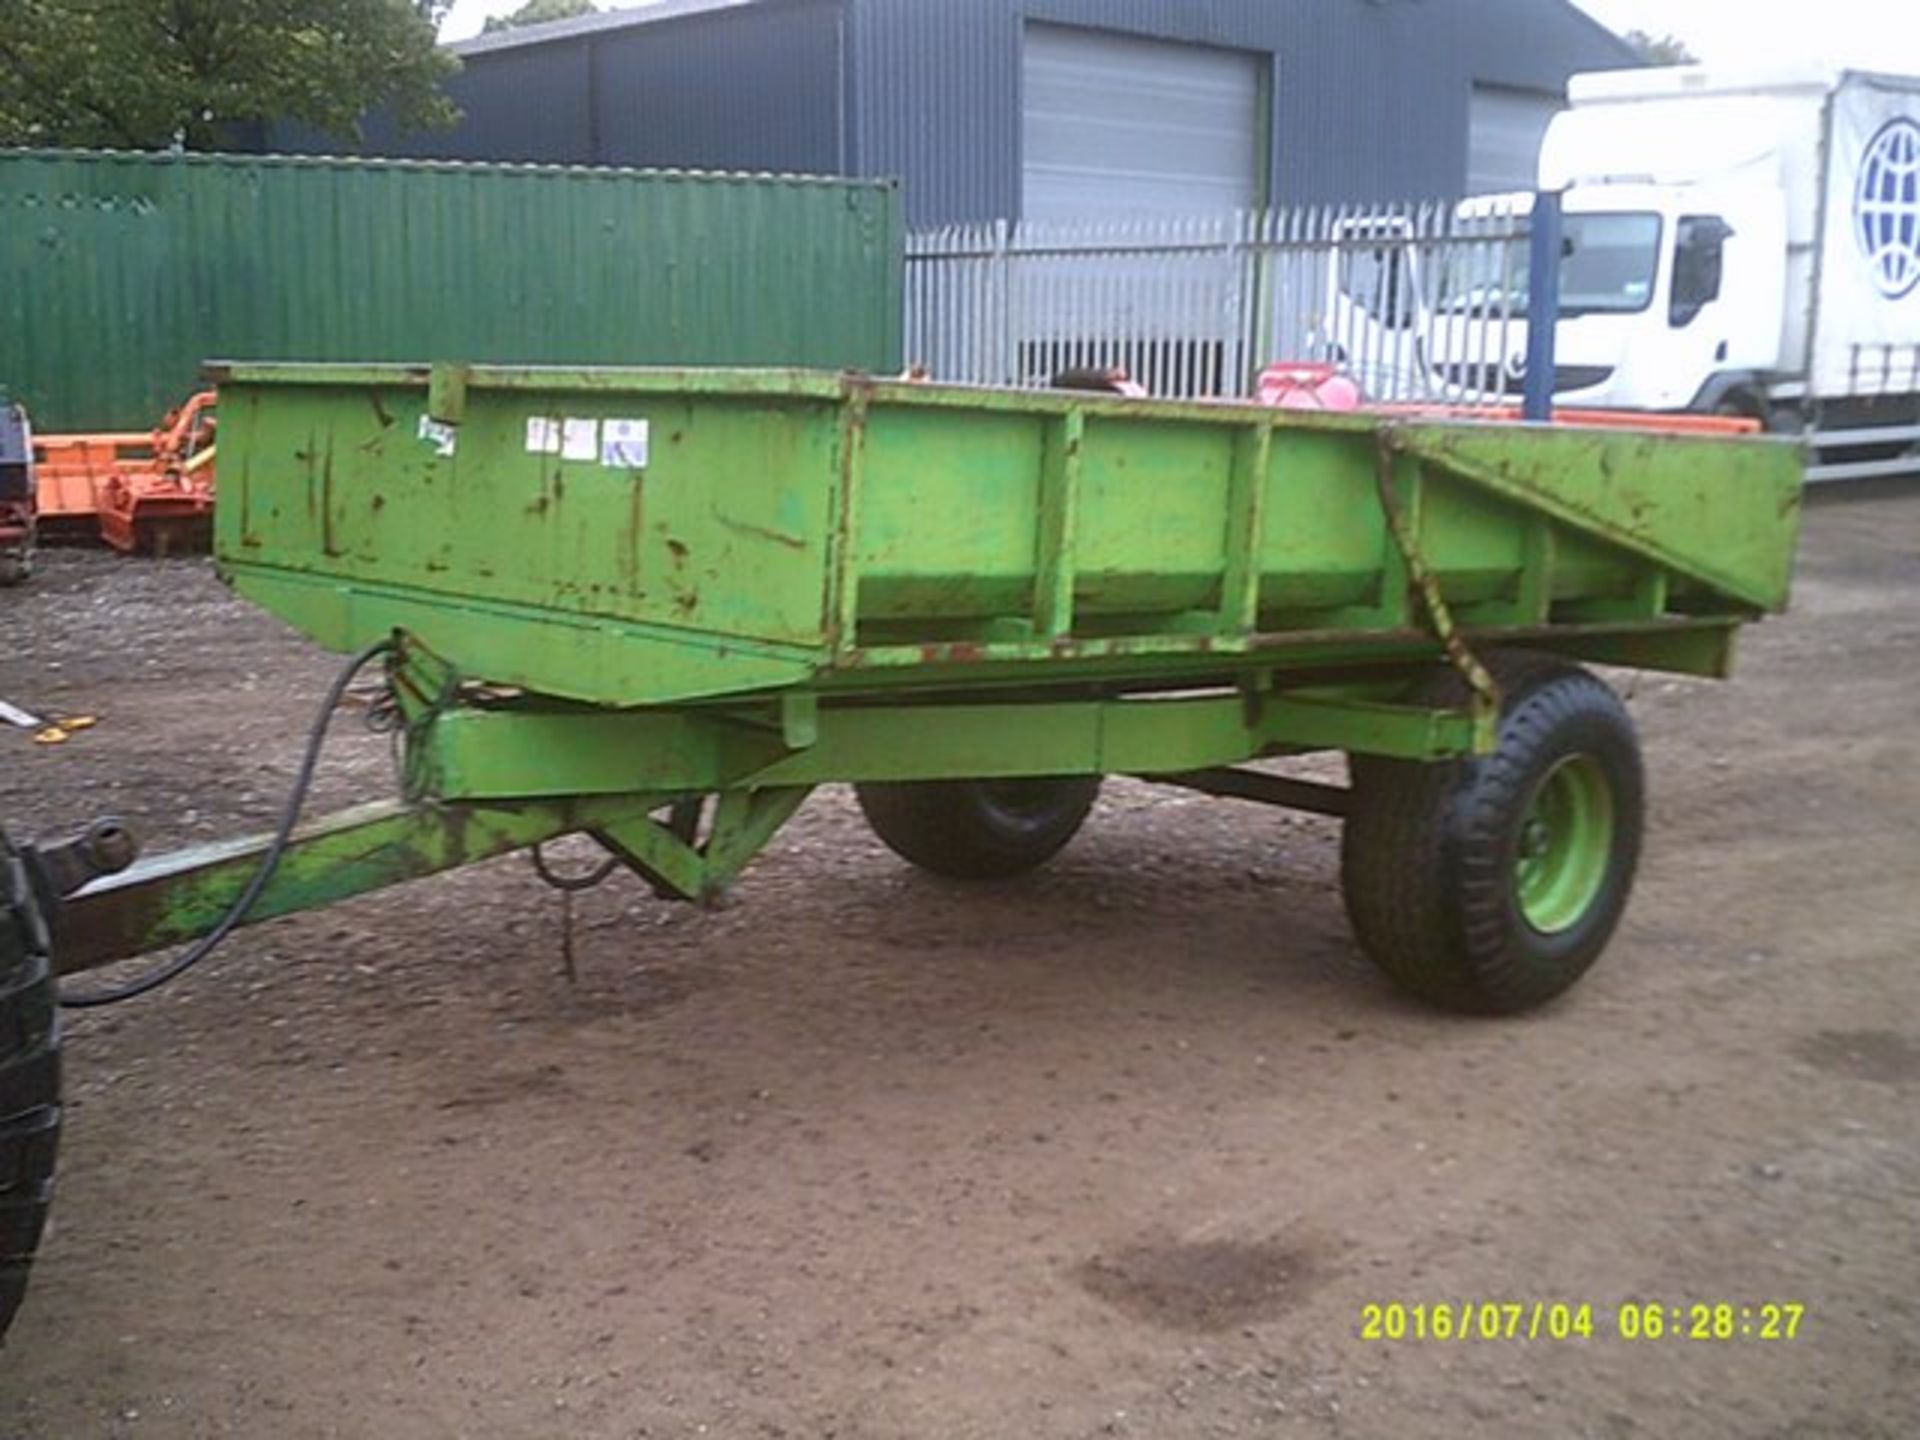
left=301, top=0, right=1638, bottom=228
left=0, top=149, right=902, bottom=431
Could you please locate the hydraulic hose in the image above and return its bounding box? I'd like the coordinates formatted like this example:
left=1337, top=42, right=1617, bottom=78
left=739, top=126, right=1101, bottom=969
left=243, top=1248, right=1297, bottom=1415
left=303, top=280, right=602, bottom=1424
left=58, top=637, right=397, bottom=1009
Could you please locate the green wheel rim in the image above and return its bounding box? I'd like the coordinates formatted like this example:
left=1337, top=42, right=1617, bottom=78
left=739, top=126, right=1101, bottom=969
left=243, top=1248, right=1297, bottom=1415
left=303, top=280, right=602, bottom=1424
left=1514, top=755, right=1615, bottom=934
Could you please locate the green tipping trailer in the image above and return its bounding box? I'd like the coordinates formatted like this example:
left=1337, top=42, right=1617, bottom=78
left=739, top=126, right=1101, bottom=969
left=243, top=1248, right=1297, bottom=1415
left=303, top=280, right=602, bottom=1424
left=2, top=366, right=1802, bottom=1338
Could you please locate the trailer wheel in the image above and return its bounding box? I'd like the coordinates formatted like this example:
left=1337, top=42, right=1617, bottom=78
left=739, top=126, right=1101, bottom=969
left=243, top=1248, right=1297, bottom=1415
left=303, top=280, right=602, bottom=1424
left=856, top=777, right=1102, bottom=880
left=0, top=833, right=60, bottom=1343
left=1341, top=659, right=1643, bottom=1014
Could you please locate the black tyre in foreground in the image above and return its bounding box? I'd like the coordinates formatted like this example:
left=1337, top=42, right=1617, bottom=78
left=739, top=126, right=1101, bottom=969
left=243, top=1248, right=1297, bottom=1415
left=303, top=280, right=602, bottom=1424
left=0, top=541, right=30, bottom=588
left=856, top=776, right=1102, bottom=880
left=0, top=831, right=60, bottom=1344
left=1, top=402, right=34, bottom=587
left=1341, top=658, right=1644, bottom=1015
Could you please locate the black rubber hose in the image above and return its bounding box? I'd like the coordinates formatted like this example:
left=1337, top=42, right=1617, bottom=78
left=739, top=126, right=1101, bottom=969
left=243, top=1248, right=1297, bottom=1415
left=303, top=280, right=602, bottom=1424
left=58, top=637, right=397, bottom=1009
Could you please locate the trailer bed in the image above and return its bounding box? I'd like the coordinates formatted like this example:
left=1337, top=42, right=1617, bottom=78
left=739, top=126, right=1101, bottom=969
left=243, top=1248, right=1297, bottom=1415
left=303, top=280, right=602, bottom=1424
left=211, top=365, right=1802, bottom=708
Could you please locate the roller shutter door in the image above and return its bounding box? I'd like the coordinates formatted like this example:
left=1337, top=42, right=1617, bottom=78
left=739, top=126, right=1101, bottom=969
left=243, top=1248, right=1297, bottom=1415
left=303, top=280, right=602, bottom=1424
left=1022, top=24, right=1261, bottom=221
left=1468, top=84, right=1563, bottom=194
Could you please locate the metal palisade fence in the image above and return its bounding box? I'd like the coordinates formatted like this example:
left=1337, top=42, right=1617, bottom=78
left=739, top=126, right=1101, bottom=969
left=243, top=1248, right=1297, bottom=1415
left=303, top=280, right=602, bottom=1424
left=905, top=198, right=1534, bottom=403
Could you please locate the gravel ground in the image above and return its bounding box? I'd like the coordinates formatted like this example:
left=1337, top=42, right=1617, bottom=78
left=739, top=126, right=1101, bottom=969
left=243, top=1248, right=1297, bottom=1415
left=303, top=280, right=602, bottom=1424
left=0, top=487, right=1916, bottom=1438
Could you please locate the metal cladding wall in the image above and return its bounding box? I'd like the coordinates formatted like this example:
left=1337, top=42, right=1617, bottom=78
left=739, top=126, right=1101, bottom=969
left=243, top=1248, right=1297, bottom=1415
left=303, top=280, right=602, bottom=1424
left=573, top=2, right=846, bottom=173
left=332, top=0, right=848, bottom=173
left=395, top=40, right=594, bottom=163
left=343, top=0, right=1637, bottom=229
left=848, top=0, right=1641, bottom=224
left=0, top=149, right=903, bottom=432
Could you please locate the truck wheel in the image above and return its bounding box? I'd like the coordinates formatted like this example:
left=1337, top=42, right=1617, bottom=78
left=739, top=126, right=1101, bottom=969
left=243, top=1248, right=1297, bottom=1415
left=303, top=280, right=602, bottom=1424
left=0, top=833, right=60, bottom=1343
left=1713, top=394, right=1772, bottom=430
left=1341, top=659, right=1643, bottom=1014
left=856, top=777, right=1102, bottom=880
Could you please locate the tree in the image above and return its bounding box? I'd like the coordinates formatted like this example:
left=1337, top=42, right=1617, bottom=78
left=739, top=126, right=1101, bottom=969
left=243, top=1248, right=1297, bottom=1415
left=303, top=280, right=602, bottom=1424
left=1622, top=29, right=1698, bottom=66
left=0, top=0, right=459, bottom=150
left=483, top=0, right=599, bottom=33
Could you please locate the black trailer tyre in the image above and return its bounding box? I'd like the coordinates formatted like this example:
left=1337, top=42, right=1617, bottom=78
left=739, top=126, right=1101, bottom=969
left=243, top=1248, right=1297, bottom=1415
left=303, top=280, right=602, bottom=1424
left=1341, top=658, right=1644, bottom=1015
left=0, top=834, right=60, bottom=1343
left=856, top=776, right=1102, bottom=880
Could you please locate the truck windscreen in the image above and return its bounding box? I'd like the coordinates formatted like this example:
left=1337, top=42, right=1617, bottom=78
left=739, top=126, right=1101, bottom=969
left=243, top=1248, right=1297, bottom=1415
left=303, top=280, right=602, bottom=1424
left=1560, top=213, right=1662, bottom=316
left=1435, top=212, right=1663, bottom=318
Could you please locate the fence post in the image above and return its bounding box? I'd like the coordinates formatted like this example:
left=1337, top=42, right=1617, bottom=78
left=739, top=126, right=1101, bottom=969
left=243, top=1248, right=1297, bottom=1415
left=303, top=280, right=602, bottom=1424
left=994, top=218, right=1015, bottom=386
left=1235, top=209, right=1261, bottom=396
left=1522, top=189, right=1562, bottom=423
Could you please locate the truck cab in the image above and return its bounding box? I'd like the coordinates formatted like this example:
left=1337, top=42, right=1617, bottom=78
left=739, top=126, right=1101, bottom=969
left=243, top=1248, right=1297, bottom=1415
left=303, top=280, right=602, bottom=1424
left=1330, top=171, right=1791, bottom=417
left=1317, top=64, right=1918, bottom=474
left=1533, top=94, right=1793, bottom=417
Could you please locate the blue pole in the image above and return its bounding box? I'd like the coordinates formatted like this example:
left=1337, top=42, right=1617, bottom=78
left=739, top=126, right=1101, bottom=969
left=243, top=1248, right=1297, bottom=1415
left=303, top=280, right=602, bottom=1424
left=1522, top=189, right=1563, bottom=423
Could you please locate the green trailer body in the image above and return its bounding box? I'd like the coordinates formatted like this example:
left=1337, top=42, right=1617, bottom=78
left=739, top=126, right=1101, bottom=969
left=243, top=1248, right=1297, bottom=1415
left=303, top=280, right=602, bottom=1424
left=44, top=361, right=1801, bottom=1003
left=29, top=359, right=1800, bottom=970
left=4, top=364, right=1803, bottom=1343
left=209, top=364, right=1798, bottom=712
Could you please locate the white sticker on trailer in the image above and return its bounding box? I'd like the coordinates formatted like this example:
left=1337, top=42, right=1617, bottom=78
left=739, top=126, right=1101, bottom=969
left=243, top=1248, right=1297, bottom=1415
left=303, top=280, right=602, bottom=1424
left=525, top=416, right=562, bottom=454
left=560, top=418, right=599, bottom=462
left=600, top=418, right=650, bottom=469
left=416, top=414, right=457, bottom=458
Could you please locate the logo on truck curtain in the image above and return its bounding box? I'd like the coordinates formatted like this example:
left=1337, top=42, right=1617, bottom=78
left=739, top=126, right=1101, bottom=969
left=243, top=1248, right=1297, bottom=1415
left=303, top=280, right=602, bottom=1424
left=1855, top=117, right=1920, bottom=299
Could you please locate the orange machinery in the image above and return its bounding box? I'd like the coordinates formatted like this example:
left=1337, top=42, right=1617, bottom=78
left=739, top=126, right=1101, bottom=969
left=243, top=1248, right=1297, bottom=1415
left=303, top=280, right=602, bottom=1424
left=1370, top=402, right=1765, bottom=435
left=34, top=392, right=217, bottom=554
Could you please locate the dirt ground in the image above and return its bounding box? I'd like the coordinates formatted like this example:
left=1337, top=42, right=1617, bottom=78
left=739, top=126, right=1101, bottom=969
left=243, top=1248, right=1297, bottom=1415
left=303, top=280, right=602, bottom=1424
left=1, top=489, right=1917, bottom=1439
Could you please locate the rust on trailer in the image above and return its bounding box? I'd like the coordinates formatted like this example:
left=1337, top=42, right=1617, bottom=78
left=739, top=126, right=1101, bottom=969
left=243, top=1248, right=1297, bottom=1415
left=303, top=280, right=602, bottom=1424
left=1373, top=430, right=1500, bottom=746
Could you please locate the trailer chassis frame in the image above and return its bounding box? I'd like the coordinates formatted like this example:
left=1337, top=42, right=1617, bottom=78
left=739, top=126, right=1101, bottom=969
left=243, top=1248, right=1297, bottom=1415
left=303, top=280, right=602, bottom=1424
left=55, top=636, right=1507, bottom=975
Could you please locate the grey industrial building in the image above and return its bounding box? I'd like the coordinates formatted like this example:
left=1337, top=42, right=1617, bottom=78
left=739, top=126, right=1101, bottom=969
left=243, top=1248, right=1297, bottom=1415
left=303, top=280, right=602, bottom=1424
left=331, top=0, right=1639, bottom=225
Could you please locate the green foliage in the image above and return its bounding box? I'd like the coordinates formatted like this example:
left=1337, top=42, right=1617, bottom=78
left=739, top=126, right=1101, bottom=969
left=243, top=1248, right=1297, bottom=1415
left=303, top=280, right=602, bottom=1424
left=482, top=0, right=598, bottom=34
left=1622, top=29, right=1698, bottom=66
left=0, top=0, right=460, bottom=150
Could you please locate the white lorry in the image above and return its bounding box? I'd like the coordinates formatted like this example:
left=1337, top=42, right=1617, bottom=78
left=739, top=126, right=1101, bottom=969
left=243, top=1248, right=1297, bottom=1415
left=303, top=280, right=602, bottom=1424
left=1523, top=66, right=1920, bottom=477
left=1334, top=66, right=1920, bottom=479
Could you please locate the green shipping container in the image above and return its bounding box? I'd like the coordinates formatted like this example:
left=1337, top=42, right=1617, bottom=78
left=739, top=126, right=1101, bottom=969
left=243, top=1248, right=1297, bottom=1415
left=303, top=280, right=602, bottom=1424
left=0, top=149, right=903, bottom=432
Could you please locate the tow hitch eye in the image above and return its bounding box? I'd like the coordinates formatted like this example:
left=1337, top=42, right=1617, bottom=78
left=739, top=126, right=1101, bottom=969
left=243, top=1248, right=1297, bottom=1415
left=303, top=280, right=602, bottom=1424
left=25, top=820, right=138, bottom=900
